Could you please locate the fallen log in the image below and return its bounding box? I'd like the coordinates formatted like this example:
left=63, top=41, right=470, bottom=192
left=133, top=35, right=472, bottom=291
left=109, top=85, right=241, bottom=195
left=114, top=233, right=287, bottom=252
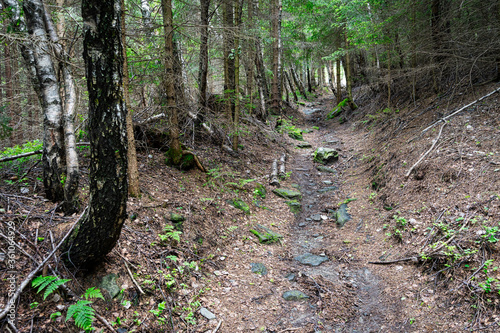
left=270, top=159, right=280, bottom=186
left=278, top=153, right=286, bottom=179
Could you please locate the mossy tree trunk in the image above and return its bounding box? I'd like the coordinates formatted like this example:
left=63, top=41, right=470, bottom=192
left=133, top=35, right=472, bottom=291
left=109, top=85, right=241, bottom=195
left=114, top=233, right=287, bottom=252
left=61, top=0, right=128, bottom=267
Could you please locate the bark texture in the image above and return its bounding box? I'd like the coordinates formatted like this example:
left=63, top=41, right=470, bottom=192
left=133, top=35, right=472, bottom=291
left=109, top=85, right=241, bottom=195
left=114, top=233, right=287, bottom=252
left=61, top=0, right=128, bottom=267
left=198, top=0, right=210, bottom=109
left=270, top=0, right=282, bottom=115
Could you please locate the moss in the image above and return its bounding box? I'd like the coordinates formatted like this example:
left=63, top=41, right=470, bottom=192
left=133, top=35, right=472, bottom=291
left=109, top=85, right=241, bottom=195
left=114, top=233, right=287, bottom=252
left=327, top=98, right=348, bottom=119
left=253, top=183, right=267, bottom=199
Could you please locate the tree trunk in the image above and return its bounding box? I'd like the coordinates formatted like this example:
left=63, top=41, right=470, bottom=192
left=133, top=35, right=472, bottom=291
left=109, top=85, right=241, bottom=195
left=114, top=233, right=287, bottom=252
left=255, top=41, right=269, bottom=101
left=5, top=40, right=14, bottom=145
left=61, top=0, right=128, bottom=268
left=291, top=66, right=306, bottom=98
left=270, top=0, right=281, bottom=115
left=223, top=0, right=235, bottom=135
left=121, top=0, right=140, bottom=197
left=245, top=0, right=254, bottom=107
left=285, top=70, right=297, bottom=102
left=306, top=62, right=312, bottom=93
left=336, top=58, right=342, bottom=105
left=198, top=0, right=210, bottom=109
left=232, top=0, right=241, bottom=151
left=162, top=0, right=182, bottom=165
left=173, top=36, right=187, bottom=108
left=24, top=0, right=66, bottom=202
left=343, top=30, right=357, bottom=110
left=326, top=62, right=337, bottom=97
left=140, top=0, right=154, bottom=36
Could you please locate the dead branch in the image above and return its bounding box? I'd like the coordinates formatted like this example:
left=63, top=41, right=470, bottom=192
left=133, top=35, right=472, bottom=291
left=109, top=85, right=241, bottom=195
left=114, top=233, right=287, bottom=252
left=0, top=150, right=41, bottom=163
left=368, top=257, right=418, bottom=265
left=422, top=85, right=500, bottom=134
left=123, top=259, right=145, bottom=295
left=405, top=121, right=446, bottom=178
left=0, top=207, right=86, bottom=322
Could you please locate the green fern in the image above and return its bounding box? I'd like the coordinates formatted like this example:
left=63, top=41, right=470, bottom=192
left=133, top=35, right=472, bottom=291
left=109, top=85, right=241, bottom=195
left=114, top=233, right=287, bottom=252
left=66, top=300, right=95, bottom=330
left=32, top=275, right=71, bottom=300
left=83, top=287, right=104, bottom=300
left=66, top=287, right=104, bottom=331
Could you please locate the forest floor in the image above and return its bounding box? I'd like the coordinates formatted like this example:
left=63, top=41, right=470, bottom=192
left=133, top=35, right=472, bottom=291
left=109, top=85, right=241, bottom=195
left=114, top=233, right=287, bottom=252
left=1, top=86, right=500, bottom=333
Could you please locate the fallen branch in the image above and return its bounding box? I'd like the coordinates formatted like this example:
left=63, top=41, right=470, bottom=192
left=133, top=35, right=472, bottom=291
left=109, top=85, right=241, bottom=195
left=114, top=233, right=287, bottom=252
left=422, top=85, right=500, bottom=134
left=405, top=121, right=446, bottom=178
left=213, top=319, right=223, bottom=333
left=368, top=257, right=418, bottom=265
left=0, top=207, right=86, bottom=322
left=0, top=150, right=41, bottom=163
left=123, top=259, right=145, bottom=295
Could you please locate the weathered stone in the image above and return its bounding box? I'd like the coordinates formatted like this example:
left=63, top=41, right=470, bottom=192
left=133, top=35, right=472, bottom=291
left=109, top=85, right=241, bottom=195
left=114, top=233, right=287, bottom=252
left=283, top=290, right=309, bottom=301
left=285, top=273, right=296, bottom=281
left=254, top=183, right=266, bottom=199
left=317, top=165, right=337, bottom=174
left=168, top=212, right=185, bottom=223
left=199, top=307, right=216, bottom=320
left=250, top=224, right=283, bottom=244
left=318, top=186, right=338, bottom=193
left=311, top=214, right=322, bottom=222
left=296, top=142, right=312, bottom=149
left=286, top=200, right=302, bottom=214
left=250, top=262, right=268, bottom=276
left=322, top=180, right=333, bottom=185
left=229, top=198, right=250, bottom=214
left=99, top=274, right=120, bottom=299
left=336, top=203, right=351, bottom=228
left=295, top=253, right=329, bottom=266
left=273, top=188, right=302, bottom=200
left=313, top=147, right=338, bottom=165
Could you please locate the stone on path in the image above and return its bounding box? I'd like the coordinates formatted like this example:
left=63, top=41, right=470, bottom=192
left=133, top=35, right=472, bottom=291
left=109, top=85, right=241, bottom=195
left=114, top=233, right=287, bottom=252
left=313, top=147, right=339, bottom=165
left=283, top=290, right=309, bottom=301
left=296, top=142, right=312, bottom=149
left=99, top=274, right=120, bottom=300
left=199, top=307, right=216, bottom=320
left=310, top=214, right=322, bottom=222
left=272, top=188, right=302, bottom=200
left=322, top=180, right=333, bottom=185
left=250, top=224, right=283, bottom=244
left=336, top=203, right=352, bottom=228
left=250, top=262, right=268, bottom=276
left=286, top=200, right=302, bottom=214
left=295, top=253, right=329, bottom=266
left=317, top=186, right=338, bottom=193
left=317, top=165, right=337, bottom=174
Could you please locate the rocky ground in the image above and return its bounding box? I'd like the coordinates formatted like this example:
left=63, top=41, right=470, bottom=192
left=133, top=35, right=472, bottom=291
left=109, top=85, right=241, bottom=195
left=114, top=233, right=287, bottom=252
left=1, top=87, right=500, bottom=332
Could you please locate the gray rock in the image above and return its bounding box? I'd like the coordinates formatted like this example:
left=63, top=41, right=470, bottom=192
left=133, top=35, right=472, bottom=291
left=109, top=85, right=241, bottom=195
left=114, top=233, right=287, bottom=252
left=322, top=180, right=333, bottom=185
left=285, top=273, right=296, bottom=281
left=272, top=188, right=302, bottom=200
left=313, top=147, right=338, bottom=165
left=99, top=274, right=120, bottom=299
left=295, top=253, right=329, bottom=266
left=318, top=186, right=338, bottom=193
left=336, top=203, right=352, bottom=228
left=303, top=108, right=322, bottom=115
left=286, top=200, right=302, bottom=214
left=250, top=262, right=268, bottom=276
left=298, top=222, right=307, bottom=227
left=311, top=214, right=322, bottom=222
left=199, top=307, right=216, bottom=320
left=283, top=290, right=309, bottom=301
left=296, top=142, right=312, bottom=149
left=250, top=224, right=283, bottom=244
left=317, top=165, right=337, bottom=174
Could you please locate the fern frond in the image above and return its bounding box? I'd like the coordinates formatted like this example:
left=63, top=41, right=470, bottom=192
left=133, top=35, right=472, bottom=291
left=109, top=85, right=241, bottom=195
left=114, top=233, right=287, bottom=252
left=32, top=276, right=71, bottom=300
left=66, top=300, right=94, bottom=330
left=43, top=279, right=71, bottom=300
left=84, top=287, right=104, bottom=300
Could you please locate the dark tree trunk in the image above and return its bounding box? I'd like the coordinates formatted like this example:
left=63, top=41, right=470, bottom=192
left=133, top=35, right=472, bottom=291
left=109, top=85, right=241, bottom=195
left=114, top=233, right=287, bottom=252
left=306, top=62, right=312, bottom=93
left=270, top=0, right=281, bottom=115
left=285, top=70, right=297, bottom=102
left=61, top=0, right=128, bottom=268
left=198, top=0, right=210, bottom=109
left=291, top=66, right=306, bottom=98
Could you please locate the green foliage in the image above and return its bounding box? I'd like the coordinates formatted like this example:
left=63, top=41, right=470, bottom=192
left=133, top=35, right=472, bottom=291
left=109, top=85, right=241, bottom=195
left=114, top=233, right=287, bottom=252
left=66, top=287, right=104, bottom=331
left=0, top=140, right=42, bottom=178
left=32, top=275, right=71, bottom=300
left=327, top=98, right=348, bottom=119
left=159, top=225, right=182, bottom=243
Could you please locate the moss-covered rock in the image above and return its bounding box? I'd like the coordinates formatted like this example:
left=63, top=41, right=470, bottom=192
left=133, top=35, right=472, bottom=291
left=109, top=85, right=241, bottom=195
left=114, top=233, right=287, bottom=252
left=250, top=224, right=283, bottom=244
left=282, top=290, right=309, bottom=301
left=288, top=128, right=303, bottom=140
left=313, top=147, right=339, bottom=165
left=286, top=200, right=302, bottom=214
left=326, top=98, right=348, bottom=119
left=272, top=188, right=302, bottom=200
left=336, top=203, right=351, bottom=228
left=229, top=198, right=250, bottom=214
left=253, top=183, right=266, bottom=199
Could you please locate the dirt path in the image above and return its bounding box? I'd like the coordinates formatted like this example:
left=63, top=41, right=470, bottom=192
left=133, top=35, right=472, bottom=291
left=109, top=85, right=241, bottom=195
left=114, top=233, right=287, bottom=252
left=200, top=98, right=411, bottom=332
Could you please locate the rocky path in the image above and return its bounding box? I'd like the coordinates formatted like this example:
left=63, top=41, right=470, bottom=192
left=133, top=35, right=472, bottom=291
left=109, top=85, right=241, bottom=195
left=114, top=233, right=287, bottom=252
left=201, top=97, right=408, bottom=332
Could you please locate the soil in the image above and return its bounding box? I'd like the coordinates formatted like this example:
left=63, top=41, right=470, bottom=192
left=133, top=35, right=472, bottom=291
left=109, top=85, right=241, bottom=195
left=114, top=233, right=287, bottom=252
left=1, top=86, right=500, bottom=333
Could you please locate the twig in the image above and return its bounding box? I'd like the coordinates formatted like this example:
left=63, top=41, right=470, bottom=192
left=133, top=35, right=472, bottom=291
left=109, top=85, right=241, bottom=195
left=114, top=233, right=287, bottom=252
left=278, top=328, right=301, bottom=332
left=94, top=313, right=118, bottom=333
left=405, top=121, right=446, bottom=178
left=0, top=150, right=41, bottom=163
left=213, top=319, right=223, bottom=333
left=0, top=207, right=86, bottom=321
left=123, top=259, right=145, bottom=295
left=368, top=257, right=418, bottom=265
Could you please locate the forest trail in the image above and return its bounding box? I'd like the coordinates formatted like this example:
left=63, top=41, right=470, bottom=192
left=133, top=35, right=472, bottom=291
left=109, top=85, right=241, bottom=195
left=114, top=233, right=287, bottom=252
left=200, top=96, right=411, bottom=332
